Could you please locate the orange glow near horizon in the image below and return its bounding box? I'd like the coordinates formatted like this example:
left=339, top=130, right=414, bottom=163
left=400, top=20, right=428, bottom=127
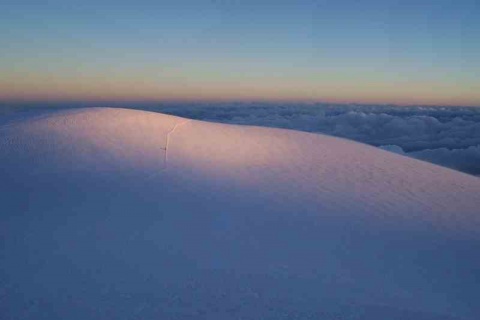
left=2, top=1, right=480, bottom=108
left=1, top=73, right=479, bottom=107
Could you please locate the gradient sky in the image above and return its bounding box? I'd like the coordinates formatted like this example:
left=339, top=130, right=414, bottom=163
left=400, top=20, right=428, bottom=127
left=1, top=0, right=479, bottom=106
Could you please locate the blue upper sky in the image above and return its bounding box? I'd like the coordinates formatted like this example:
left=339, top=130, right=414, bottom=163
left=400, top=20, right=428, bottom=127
left=1, top=0, right=479, bottom=106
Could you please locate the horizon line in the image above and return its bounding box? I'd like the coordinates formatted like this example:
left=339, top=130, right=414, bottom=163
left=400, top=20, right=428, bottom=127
left=1, top=98, right=479, bottom=109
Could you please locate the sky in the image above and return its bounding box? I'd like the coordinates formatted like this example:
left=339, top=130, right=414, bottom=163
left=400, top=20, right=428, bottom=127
left=1, top=0, right=479, bottom=106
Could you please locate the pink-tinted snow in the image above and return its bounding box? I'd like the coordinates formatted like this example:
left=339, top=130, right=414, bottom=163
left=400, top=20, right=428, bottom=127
left=1, top=108, right=479, bottom=319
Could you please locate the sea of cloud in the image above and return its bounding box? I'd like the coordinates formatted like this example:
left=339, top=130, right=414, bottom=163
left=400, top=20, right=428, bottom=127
left=1, top=102, right=479, bottom=176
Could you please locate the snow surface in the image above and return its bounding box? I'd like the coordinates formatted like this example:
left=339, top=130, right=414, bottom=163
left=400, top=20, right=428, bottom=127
left=156, top=103, right=480, bottom=176
left=1, top=107, right=480, bottom=319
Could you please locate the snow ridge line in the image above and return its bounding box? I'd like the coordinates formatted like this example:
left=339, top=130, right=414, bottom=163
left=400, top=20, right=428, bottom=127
left=163, top=119, right=191, bottom=169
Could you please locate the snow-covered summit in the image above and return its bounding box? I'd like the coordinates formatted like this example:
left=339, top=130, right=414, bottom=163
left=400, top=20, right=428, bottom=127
left=1, top=107, right=479, bottom=319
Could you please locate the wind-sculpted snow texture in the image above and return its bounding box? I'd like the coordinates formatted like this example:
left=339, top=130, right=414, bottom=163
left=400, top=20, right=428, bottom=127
left=1, top=108, right=480, bottom=320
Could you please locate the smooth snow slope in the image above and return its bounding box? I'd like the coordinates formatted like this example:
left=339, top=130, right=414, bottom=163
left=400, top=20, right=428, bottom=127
left=1, top=107, right=480, bottom=320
